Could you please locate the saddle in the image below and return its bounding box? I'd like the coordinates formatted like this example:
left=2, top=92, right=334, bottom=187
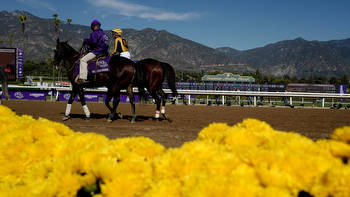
left=75, top=54, right=112, bottom=79
left=88, top=53, right=109, bottom=62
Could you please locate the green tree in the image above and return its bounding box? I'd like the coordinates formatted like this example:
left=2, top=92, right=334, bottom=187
left=52, top=13, right=61, bottom=39
left=18, top=14, right=27, bottom=38
left=252, top=69, right=263, bottom=83
left=8, top=34, right=13, bottom=47
left=67, top=18, right=72, bottom=25
left=18, top=14, right=28, bottom=50
left=340, top=74, right=349, bottom=86
left=329, top=76, right=339, bottom=85
left=273, top=74, right=292, bottom=84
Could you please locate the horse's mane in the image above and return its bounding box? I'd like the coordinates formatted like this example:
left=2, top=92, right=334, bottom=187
left=60, top=41, right=79, bottom=55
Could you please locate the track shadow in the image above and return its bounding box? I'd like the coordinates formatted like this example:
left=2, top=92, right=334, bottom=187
left=58, top=112, right=166, bottom=122
left=59, top=112, right=108, bottom=120
left=122, top=115, right=166, bottom=122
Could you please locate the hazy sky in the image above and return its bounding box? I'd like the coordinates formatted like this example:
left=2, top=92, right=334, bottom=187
left=3, top=0, right=350, bottom=50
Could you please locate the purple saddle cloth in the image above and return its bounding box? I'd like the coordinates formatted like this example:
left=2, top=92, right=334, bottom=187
left=75, top=56, right=111, bottom=77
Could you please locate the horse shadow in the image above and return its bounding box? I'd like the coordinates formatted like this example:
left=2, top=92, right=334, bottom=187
left=59, top=112, right=166, bottom=122
left=59, top=112, right=107, bottom=120
left=122, top=115, right=167, bottom=122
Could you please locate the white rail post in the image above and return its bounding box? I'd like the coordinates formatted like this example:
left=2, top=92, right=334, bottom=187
left=188, top=95, right=191, bottom=105
left=55, top=90, right=59, bottom=101
left=206, top=95, right=209, bottom=105
left=289, top=97, right=293, bottom=105
left=322, top=98, right=325, bottom=108
left=222, top=95, right=225, bottom=105
left=254, top=96, right=257, bottom=106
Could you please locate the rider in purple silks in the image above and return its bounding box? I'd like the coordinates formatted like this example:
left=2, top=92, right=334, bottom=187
left=76, top=20, right=109, bottom=84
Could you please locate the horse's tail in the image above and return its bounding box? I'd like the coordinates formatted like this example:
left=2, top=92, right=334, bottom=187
left=161, top=62, right=178, bottom=98
left=0, top=68, right=9, bottom=100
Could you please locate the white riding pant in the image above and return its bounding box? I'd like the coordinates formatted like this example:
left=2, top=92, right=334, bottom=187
left=120, top=51, right=131, bottom=59
left=79, top=52, right=96, bottom=79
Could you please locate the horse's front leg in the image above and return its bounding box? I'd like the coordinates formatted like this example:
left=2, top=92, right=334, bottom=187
left=63, top=89, right=77, bottom=121
left=107, top=92, right=121, bottom=122
left=77, top=87, right=90, bottom=120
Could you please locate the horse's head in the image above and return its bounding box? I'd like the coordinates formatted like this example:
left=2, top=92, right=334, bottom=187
left=53, top=38, right=65, bottom=67
left=53, top=38, right=79, bottom=69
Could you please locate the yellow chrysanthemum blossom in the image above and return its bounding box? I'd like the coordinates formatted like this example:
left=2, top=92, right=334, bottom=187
left=332, top=126, right=350, bottom=144
left=1, top=104, right=350, bottom=197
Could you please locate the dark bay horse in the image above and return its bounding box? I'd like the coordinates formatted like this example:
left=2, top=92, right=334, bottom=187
left=0, top=67, right=9, bottom=104
left=134, top=58, right=178, bottom=121
left=53, top=39, right=136, bottom=123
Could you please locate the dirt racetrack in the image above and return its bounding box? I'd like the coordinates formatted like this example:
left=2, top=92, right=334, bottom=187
left=3, top=100, right=350, bottom=147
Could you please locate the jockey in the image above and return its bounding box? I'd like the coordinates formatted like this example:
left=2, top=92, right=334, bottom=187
left=77, top=20, right=109, bottom=84
left=111, top=28, right=131, bottom=59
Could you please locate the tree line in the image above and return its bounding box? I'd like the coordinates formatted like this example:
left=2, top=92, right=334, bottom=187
left=175, top=69, right=349, bottom=86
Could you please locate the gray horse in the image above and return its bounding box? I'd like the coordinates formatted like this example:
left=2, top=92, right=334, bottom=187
left=0, top=67, right=9, bottom=104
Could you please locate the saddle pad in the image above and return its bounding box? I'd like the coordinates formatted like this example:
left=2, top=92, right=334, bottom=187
left=75, top=56, right=111, bottom=77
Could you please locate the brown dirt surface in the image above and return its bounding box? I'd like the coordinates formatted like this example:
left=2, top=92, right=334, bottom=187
left=3, top=100, right=350, bottom=147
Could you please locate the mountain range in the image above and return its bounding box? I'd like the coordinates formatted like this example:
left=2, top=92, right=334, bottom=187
left=1, top=10, right=350, bottom=78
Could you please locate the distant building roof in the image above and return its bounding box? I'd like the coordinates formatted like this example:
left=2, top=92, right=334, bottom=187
left=202, top=73, right=255, bottom=83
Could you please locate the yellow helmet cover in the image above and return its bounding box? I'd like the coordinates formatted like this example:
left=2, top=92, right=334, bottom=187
left=112, top=28, right=123, bottom=35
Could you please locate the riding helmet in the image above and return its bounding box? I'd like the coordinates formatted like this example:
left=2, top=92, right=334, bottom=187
left=90, top=20, right=101, bottom=30
left=112, top=28, right=123, bottom=35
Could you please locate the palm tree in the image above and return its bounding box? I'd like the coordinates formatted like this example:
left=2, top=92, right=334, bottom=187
left=52, top=13, right=61, bottom=86
left=18, top=14, right=27, bottom=50
left=52, top=13, right=61, bottom=39
left=67, top=18, right=72, bottom=25
left=18, top=14, right=27, bottom=38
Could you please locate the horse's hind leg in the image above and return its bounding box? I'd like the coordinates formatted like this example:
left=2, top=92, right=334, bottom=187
left=149, top=89, right=161, bottom=120
left=127, top=85, right=136, bottom=123
left=158, top=88, right=172, bottom=122
left=105, top=88, right=114, bottom=121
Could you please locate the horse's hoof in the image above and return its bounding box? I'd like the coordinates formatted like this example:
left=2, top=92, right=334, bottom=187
left=107, top=118, right=113, bottom=123
left=62, top=116, right=70, bottom=121
left=83, top=117, right=90, bottom=121
left=131, top=119, right=136, bottom=124
left=116, top=113, right=122, bottom=119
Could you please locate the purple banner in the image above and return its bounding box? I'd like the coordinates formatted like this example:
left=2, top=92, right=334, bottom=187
left=120, top=94, right=140, bottom=103
left=17, top=48, right=24, bottom=78
left=59, top=92, right=139, bottom=103
left=3, top=91, right=47, bottom=100
left=1, top=90, right=141, bottom=102
left=58, top=92, right=139, bottom=103
left=338, top=85, right=347, bottom=94
left=59, top=92, right=106, bottom=102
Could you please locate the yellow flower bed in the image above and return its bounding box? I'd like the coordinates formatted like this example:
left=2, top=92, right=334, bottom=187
left=0, top=105, right=350, bottom=197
